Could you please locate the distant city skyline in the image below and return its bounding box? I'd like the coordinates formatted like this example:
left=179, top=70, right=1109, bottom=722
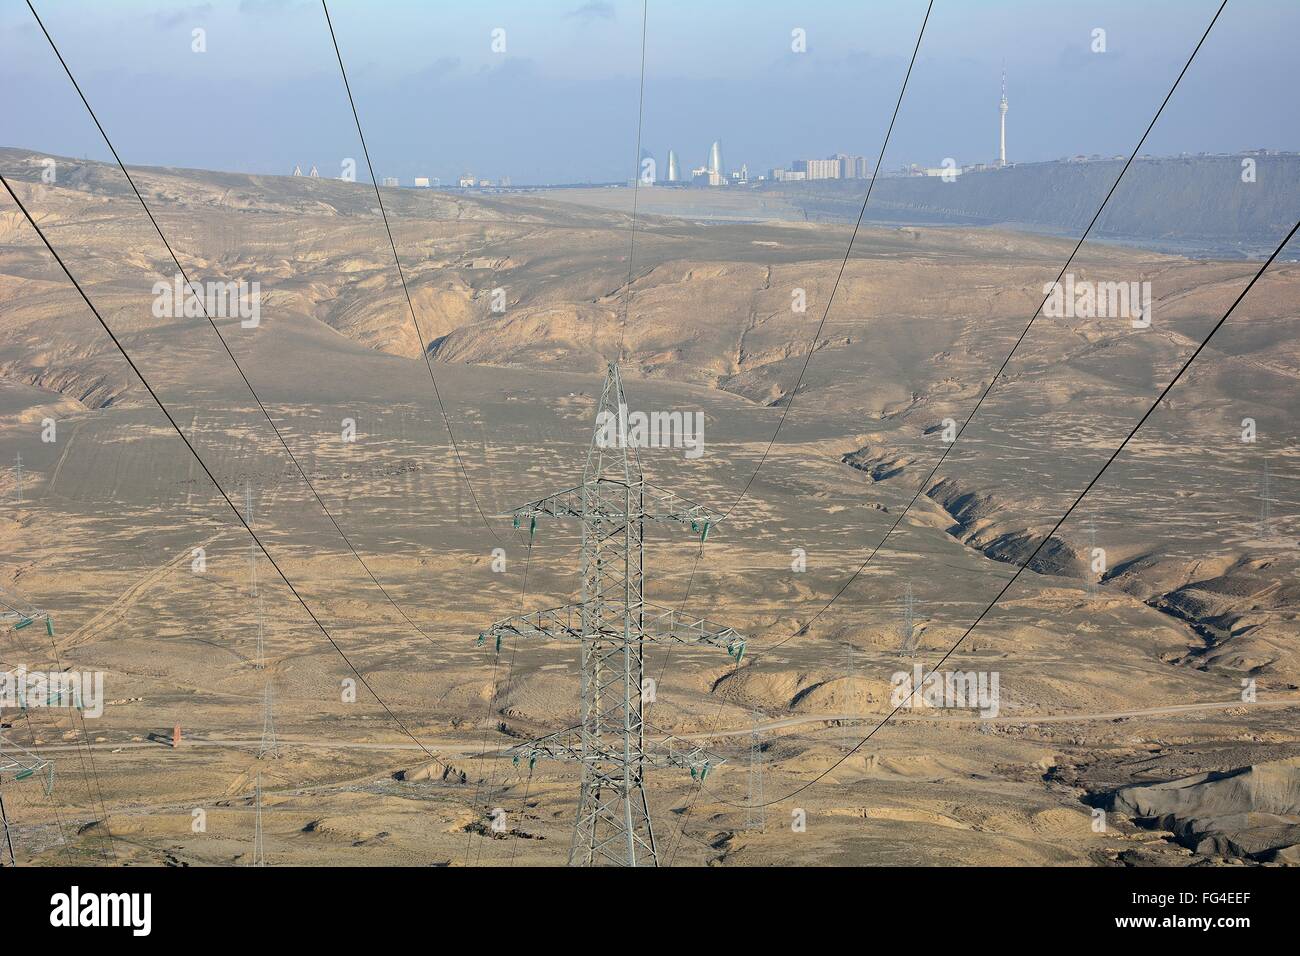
left=3, top=1, right=1296, bottom=186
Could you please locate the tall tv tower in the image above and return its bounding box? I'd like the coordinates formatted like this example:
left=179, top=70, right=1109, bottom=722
left=998, top=68, right=1008, bottom=168
left=479, top=362, right=743, bottom=866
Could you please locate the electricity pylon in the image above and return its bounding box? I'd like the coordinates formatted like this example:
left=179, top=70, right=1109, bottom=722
left=245, top=483, right=265, bottom=669
left=252, top=770, right=266, bottom=866
left=1259, top=459, right=1273, bottom=538
left=258, top=683, right=279, bottom=759
left=2, top=584, right=55, bottom=865
left=480, top=362, right=744, bottom=867
left=746, top=712, right=765, bottom=832
left=243, top=483, right=278, bottom=762
left=897, top=581, right=917, bottom=660
left=0, top=737, right=54, bottom=866
left=0, top=585, right=53, bottom=638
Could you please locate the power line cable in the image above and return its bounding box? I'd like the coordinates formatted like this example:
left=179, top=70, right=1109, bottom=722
left=616, top=0, right=649, bottom=362
left=657, top=0, right=932, bottom=857
left=749, top=0, right=1231, bottom=655
left=320, top=0, right=503, bottom=544
left=25, top=0, right=443, bottom=649
left=708, top=213, right=1300, bottom=810
left=718, top=0, right=933, bottom=522
left=0, top=173, right=452, bottom=777
left=470, top=0, right=652, bottom=865
left=659, top=0, right=1240, bottom=819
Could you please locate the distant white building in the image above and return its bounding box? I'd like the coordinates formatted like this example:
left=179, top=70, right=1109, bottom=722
left=413, top=177, right=430, bottom=188
left=835, top=154, right=870, bottom=178
left=459, top=174, right=477, bottom=188
left=382, top=177, right=399, bottom=188
left=796, top=158, right=840, bottom=180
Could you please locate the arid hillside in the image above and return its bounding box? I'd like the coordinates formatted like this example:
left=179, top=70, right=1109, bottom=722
left=1, top=149, right=1296, bottom=866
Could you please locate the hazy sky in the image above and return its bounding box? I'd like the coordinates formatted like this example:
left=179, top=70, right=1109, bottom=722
left=3, top=0, right=1297, bottom=185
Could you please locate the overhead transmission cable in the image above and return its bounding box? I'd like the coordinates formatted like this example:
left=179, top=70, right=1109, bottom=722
left=0, top=174, right=452, bottom=776
left=752, top=0, right=1230, bottom=655
left=25, top=0, right=441, bottom=649
left=653, top=1, right=931, bottom=862
left=660, top=0, right=1233, bottom=838
left=616, top=0, right=650, bottom=362
left=657, top=0, right=933, bottom=693
left=709, top=214, right=1300, bottom=810
left=717, top=0, right=933, bottom=522
left=320, top=0, right=503, bottom=543
left=465, top=0, right=653, bottom=868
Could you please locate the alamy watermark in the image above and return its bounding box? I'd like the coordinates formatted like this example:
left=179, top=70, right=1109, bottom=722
left=1, top=666, right=105, bottom=718
left=152, top=274, right=261, bottom=328
left=1043, top=274, right=1151, bottom=328
left=595, top=403, right=704, bottom=459
left=889, top=664, right=1000, bottom=718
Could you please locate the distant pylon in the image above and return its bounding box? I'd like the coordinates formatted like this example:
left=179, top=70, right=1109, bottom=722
left=897, top=582, right=917, bottom=660
left=480, top=362, right=741, bottom=866
left=746, top=713, right=765, bottom=832
left=842, top=640, right=856, bottom=746
left=245, top=483, right=265, bottom=669
left=1259, top=459, right=1273, bottom=538
left=258, top=683, right=279, bottom=760
left=252, top=770, right=266, bottom=866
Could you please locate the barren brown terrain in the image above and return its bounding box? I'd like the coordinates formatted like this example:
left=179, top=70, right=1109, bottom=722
left=1, top=148, right=1297, bottom=866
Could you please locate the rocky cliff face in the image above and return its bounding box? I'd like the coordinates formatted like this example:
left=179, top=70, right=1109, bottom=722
left=1110, top=757, right=1300, bottom=862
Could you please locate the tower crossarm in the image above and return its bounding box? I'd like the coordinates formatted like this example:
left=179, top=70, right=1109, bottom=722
left=0, top=586, right=53, bottom=636
left=480, top=603, right=585, bottom=648
left=0, top=608, right=51, bottom=634
left=640, top=482, right=723, bottom=532
left=479, top=600, right=745, bottom=661
left=641, top=602, right=747, bottom=660
left=0, top=735, right=54, bottom=794
left=498, top=480, right=722, bottom=535
left=506, top=726, right=725, bottom=780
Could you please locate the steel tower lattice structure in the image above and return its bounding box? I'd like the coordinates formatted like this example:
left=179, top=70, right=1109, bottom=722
left=2, top=591, right=56, bottom=866
left=0, top=737, right=54, bottom=867
left=480, top=362, right=744, bottom=866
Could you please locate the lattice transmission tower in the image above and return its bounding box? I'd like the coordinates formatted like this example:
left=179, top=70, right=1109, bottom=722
left=2, top=590, right=56, bottom=866
left=897, top=581, right=917, bottom=660
left=1259, top=458, right=1273, bottom=538
left=0, top=737, right=55, bottom=866
left=745, top=712, right=765, bottom=832
left=480, top=362, right=745, bottom=866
